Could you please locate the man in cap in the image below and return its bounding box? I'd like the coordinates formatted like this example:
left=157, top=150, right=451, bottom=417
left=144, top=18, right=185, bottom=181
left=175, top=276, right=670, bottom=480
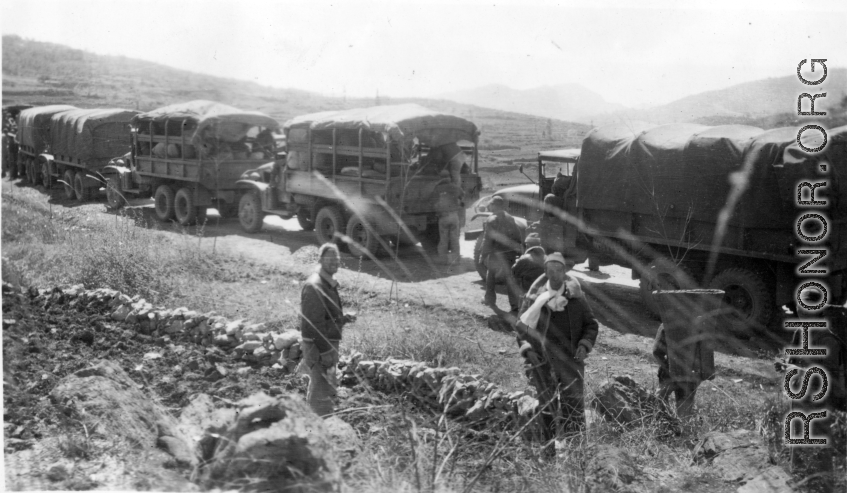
left=512, top=245, right=546, bottom=295
left=481, top=196, right=524, bottom=312
left=513, top=251, right=599, bottom=435
left=300, top=243, right=356, bottom=416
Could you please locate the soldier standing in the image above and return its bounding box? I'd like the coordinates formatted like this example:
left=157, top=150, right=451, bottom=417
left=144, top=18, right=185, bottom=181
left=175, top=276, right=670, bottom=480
left=481, top=196, right=524, bottom=312
left=514, top=252, right=599, bottom=435
left=300, top=243, right=355, bottom=416
left=434, top=181, right=464, bottom=265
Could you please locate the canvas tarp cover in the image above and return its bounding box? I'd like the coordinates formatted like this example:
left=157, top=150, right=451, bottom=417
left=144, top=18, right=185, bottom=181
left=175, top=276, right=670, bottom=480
left=133, top=100, right=279, bottom=146
left=574, top=123, right=847, bottom=229
left=284, top=104, right=479, bottom=150
left=16, top=105, right=77, bottom=150
left=49, top=108, right=139, bottom=161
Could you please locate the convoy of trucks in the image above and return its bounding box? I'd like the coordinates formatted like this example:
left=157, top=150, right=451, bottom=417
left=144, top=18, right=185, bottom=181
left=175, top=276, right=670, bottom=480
left=5, top=99, right=847, bottom=334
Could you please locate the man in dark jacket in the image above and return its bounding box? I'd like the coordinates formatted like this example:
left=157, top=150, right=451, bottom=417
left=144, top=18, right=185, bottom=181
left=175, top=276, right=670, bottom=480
left=514, top=252, right=599, bottom=435
left=300, top=243, right=355, bottom=416
left=481, top=196, right=524, bottom=311
left=512, top=246, right=546, bottom=295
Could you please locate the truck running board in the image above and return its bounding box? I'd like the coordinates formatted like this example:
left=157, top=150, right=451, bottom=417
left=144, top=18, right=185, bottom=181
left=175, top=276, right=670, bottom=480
left=263, top=209, right=293, bottom=218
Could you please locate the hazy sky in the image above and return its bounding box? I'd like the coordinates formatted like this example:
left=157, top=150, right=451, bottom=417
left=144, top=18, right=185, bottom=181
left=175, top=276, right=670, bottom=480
left=2, top=0, right=845, bottom=107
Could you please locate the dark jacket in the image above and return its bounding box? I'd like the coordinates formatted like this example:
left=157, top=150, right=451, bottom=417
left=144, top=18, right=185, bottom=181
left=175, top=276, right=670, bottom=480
left=517, top=274, right=599, bottom=364
left=512, top=254, right=545, bottom=292
left=300, top=271, right=344, bottom=353
left=481, top=211, right=523, bottom=258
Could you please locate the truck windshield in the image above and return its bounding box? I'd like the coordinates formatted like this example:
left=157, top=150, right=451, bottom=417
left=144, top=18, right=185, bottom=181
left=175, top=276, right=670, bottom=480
left=541, top=160, right=575, bottom=178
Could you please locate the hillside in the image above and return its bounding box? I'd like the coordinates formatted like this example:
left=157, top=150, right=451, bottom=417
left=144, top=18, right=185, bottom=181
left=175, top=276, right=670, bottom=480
left=439, top=83, right=625, bottom=122
left=1, top=34, right=591, bottom=186
left=584, top=69, right=847, bottom=127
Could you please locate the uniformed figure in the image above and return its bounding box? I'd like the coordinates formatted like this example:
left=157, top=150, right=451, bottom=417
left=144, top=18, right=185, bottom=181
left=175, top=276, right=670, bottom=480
left=785, top=305, right=847, bottom=492
left=514, top=252, right=599, bottom=435
left=300, top=244, right=356, bottom=416
left=434, top=181, right=464, bottom=265
left=512, top=246, right=546, bottom=294
left=652, top=323, right=701, bottom=417
left=481, top=196, right=524, bottom=312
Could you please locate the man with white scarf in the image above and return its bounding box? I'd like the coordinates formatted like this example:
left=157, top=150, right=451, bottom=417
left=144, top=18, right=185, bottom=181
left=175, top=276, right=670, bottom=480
left=513, top=252, right=599, bottom=436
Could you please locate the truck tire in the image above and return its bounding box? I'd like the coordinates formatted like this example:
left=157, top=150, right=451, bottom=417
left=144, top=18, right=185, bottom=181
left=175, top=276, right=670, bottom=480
left=154, top=184, right=176, bottom=222
left=238, top=190, right=264, bottom=233
left=62, top=170, right=76, bottom=200
left=639, top=258, right=696, bottom=318
left=73, top=172, right=92, bottom=201
left=297, top=210, right=315, bottom=232
left=315, top=206, right=344, bottom=245
left=346, top=215, right=379, bottom=258
left=174, top=187, right=198, bottom=226
left=41, top=162, right=52, bottom=189
left=708, top=267, right=773, bottom=335
left=105, top=176, right=125, bottom=210
left=473, top=234, right=487, bottom=281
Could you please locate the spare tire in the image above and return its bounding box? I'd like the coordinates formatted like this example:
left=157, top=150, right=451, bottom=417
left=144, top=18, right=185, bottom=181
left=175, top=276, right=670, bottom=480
left=708, top=267, right=773, bottom=336
left=639, top=258, right=697, bottom=318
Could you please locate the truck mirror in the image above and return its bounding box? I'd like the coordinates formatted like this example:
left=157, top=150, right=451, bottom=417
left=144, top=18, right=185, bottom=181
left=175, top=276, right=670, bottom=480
left=519, top=164, right=524, bottom=173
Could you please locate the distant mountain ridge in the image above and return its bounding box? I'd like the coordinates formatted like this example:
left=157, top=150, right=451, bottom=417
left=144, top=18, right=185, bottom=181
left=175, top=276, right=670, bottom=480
left=439, top=83, right=626, bottom=122
left=585, top=69, right=847, bottom=126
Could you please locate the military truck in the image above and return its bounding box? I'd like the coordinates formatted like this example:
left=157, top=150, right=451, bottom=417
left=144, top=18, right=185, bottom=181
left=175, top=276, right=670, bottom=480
left=102, top=100, right=280, bottom=225
left=15, top=105, right=77, bottom=184
left=235, top=104, right=482, bottom=257
left=35, top=108, right=140, bottom=200
left=539, top=123, right=847, bottom=331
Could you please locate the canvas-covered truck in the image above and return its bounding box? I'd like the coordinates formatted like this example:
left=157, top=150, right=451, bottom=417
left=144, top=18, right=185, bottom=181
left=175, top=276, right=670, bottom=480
left=36, top=108, right=140, bottom=200
left=540, top=123, right=847, bottom=332
left=235, top=104, right=482, bottom=257
left=15, top=105, right=77, bottom=184
left=102, top=100, right=280, bottom=225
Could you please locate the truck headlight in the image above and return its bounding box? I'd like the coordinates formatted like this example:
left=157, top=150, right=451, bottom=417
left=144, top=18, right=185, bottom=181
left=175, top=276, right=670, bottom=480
left=474, top=195, right=495, bottom=214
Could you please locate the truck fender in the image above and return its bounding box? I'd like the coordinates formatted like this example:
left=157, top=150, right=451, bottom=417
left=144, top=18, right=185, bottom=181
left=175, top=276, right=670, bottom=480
left=235, top=179, right=270, bottom=193
left=101, top=165, right=131, bottom=191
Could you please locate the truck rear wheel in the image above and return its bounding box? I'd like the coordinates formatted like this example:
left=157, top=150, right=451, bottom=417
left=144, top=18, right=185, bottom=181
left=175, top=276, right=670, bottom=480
left=473, top=234, right=487, bottom=281
left=62, top=170, right=76, bottom=200
left=708, top=267, right=772, bottom=336
left=154, top=184, right=176, bottom=222
left=238, top=190, right=264, bottom=233
left=346, top=215, right=379, bottom=258
left=41, top=162, right=52, bottom=189
left=315, top=206, right=344, bottom=245
left=297, top=210, right=315, bottom=232
left=639, top=258, right=696, bottom=318
left=174, top=187, right=199, bottom=226
left=105, top=176, right=125, bottom=209
left=73, top=172, right=91, bottom=201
